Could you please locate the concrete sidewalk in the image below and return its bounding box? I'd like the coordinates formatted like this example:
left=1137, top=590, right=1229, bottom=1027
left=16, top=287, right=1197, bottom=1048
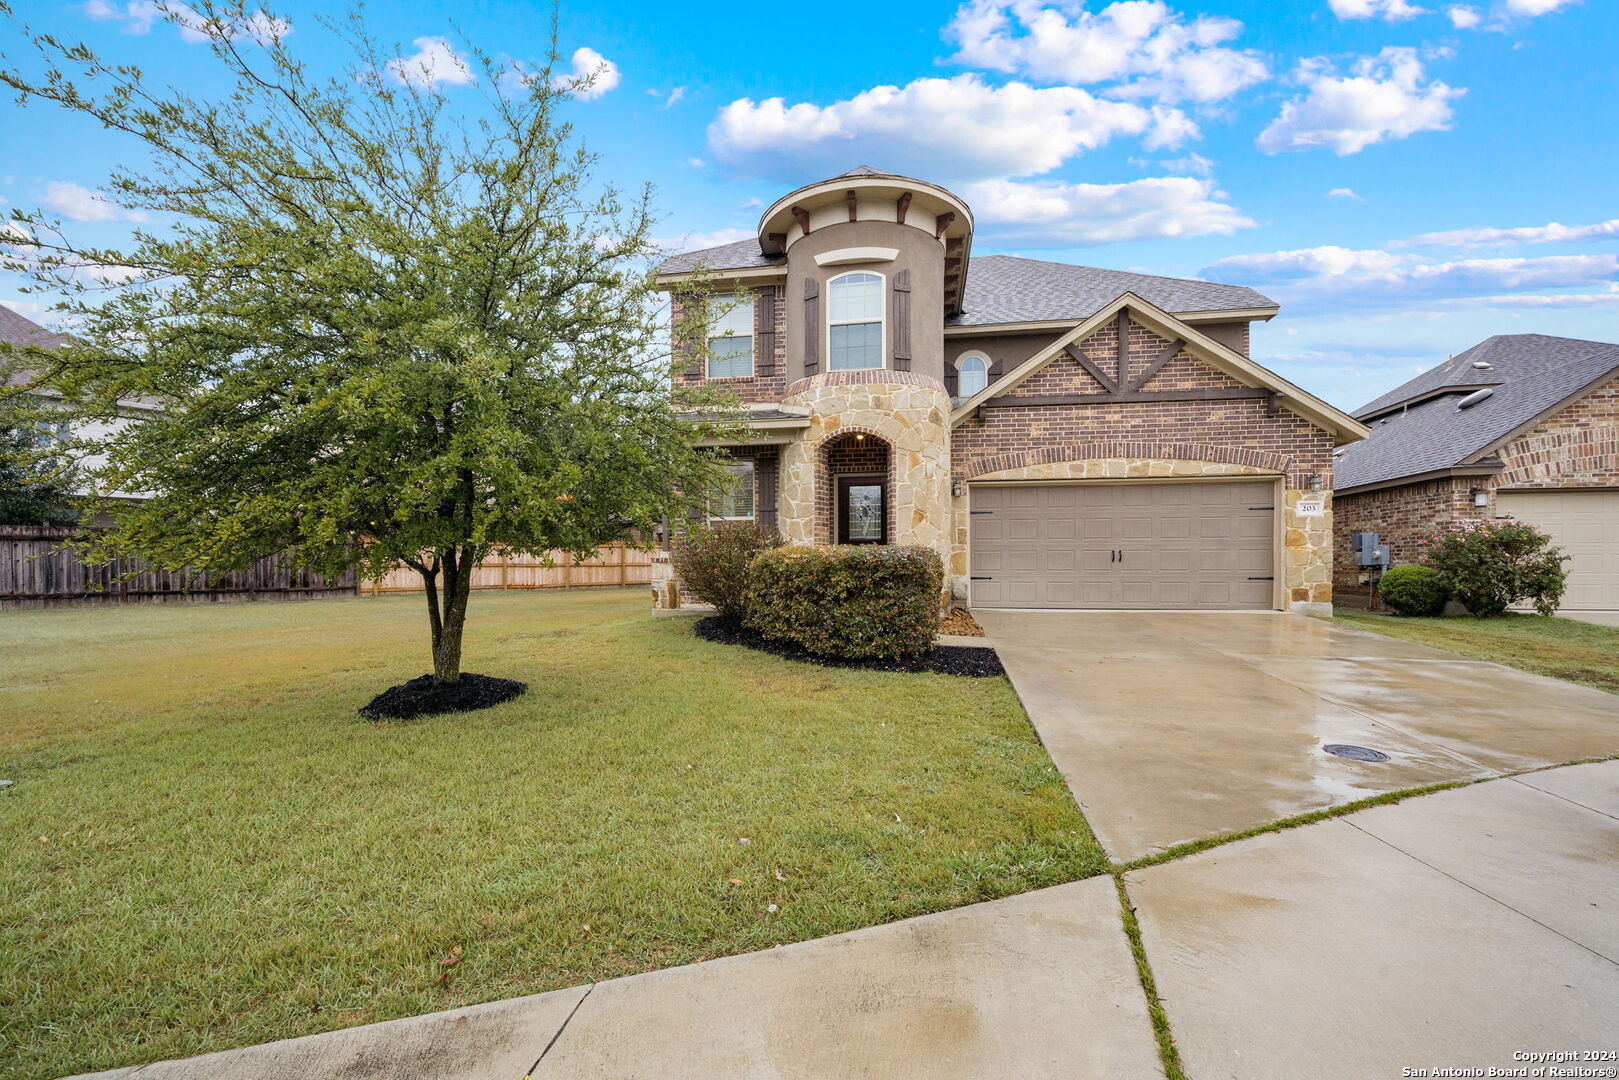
left=77, top=877, right=1161, bottom=1080
left=1125, top=761, right=1619, bottom=1080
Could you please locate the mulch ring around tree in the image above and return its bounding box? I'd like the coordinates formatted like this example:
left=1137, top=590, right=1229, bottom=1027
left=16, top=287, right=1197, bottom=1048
left=359, top=673, right=528, bottom=720
left=694, top=617, right=1005, bottom=677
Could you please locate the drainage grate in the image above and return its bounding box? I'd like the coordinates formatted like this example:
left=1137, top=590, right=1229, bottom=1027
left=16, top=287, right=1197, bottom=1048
left=1322, top=744, right=1391, bottom=762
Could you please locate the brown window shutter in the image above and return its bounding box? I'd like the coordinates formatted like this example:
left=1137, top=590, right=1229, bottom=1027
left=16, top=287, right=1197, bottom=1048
left=891, top=269, right=911, bottom=371
left=803, top=278, right=820, bottom=375
left=944, top=361, right=958, bottom=397
left=755, top=287, right=778, bottom=377
left=674, top=297, right=702, bottom=377
left=756, top=453, right=778, bottom=532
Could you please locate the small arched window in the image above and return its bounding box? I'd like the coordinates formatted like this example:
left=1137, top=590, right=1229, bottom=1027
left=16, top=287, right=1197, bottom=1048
left=827, top=272, right=885, bottom=371
left=956, top=352, right=989, bottom=398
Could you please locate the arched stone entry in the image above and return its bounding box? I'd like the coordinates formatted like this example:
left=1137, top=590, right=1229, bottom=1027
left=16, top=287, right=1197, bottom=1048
left=818, top=430, right=894, bottom=544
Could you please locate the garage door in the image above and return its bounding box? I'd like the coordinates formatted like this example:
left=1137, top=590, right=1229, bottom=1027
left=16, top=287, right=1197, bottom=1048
left=1495, top=490, right=1619, bottom=610
left=970, top=481, right=1275, bottom=610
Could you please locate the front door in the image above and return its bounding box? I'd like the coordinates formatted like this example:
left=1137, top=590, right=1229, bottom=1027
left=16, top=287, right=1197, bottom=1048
left=837, top=475, right=888, bottom=544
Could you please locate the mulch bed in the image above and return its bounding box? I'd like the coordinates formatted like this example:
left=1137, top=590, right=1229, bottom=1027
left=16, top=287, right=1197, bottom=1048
left=694, top=616, right=1005, bottom=677
left=359, top=673, right=528, bottom=720
left=940, top=607, right=986, bottom=637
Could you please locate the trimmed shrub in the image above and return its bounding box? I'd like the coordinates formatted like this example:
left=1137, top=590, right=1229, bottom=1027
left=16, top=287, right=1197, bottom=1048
left=744, top=545, right=944, bottom=660
left=1421, top=517, right=1568, bottom=617
left=1378, top=564, right=1448, bottom=617
left=671, top=521, right=784, bottom=620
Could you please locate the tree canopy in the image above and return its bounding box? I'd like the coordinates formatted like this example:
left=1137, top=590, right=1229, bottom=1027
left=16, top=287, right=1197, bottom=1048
left=0, top=2, right=736, bottom=685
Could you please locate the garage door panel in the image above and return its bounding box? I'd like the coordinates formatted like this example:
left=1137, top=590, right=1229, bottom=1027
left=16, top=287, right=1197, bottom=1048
left=971, top=480, right=1276, bottom=610
left=1496, top=490, right=1619, bottom=610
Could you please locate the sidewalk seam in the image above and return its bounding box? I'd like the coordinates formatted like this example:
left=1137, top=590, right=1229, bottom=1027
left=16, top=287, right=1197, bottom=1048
left=1507, top=774, right=1619, bottom=823
left=1111, top=874, right=1187, bottom=1080
left=1341, top=817, right=1619, bottom=969
left=524, top=983, right=595, bottom=1077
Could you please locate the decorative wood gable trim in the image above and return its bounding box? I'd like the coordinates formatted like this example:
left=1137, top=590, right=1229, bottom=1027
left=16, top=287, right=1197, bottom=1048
left=950, top=292, right=1371, bottom=445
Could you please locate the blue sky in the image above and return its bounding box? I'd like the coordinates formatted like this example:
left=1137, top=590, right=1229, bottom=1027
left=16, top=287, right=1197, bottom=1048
left=3, top=0, right=1616, bottom=410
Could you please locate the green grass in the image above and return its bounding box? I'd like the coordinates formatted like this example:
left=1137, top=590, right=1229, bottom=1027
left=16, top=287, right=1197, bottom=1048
left=0, top=589, right=1104, bottom=1080
left=1335, top=611, right=1619, bottom=694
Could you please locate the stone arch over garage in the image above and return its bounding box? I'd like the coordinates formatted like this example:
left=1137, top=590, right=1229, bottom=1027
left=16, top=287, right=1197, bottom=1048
left=962, top=441, right=1302, bottom=484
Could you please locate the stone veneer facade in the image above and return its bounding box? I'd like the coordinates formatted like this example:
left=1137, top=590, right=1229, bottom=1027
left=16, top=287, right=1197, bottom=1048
left=1333, top=376, right=1619, bottom=605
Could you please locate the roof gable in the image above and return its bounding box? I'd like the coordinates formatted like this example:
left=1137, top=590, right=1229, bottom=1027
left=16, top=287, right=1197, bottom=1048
left=1356, top=333, right=1616, bottom=419
left=951, top=293, right=1366, bottom=445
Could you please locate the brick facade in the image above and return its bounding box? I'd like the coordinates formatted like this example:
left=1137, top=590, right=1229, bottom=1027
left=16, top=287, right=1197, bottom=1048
left=1496, top=379, right=1619, bottom=488
left=672, top=284, right=788, bottom=405
left=949, top=319, right=1335, bottom=488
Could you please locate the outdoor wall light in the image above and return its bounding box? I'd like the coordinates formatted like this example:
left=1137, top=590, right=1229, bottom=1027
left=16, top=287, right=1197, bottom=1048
left=1471, top=487, right=1489, bottom=508
left=1306, top=472, right=1323, bottom=492
left=854, top=432, right=865, bottom=441
left=952, top=479, right=966, bottom=498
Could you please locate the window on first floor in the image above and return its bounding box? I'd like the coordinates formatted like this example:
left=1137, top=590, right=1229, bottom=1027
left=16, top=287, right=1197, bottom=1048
left=707, top=293, right=755, bottom=379
left=709, top=461, right=756, bottom=520
left=956, top=352, right=989, bottom=398
left=828, top=272, right=884, bottom=371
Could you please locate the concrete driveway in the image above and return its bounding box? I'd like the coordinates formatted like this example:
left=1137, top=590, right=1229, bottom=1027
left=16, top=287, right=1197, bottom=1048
left=976, top=609, right=1619, bottom=860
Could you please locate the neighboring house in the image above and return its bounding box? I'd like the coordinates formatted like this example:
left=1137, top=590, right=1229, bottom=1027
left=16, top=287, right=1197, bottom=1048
left=652, top=166, right=1367, bottom=614
left=1, top=303, right=162, bottom=512
left=1334, top=334, right=1619, bottom=611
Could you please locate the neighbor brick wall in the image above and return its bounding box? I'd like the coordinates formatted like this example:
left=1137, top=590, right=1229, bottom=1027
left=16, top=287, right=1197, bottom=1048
left=1495, top=378, right=1619, bottom=488
left=671, top=284, right=788, bottom=404
left=950, top=319, right=1335, bottom=486
left=1331, top=477, right=1478, bottom=605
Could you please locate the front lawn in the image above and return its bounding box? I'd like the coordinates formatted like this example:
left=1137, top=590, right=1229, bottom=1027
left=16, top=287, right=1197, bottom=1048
left=0, top=589, right=1100, bottom=1079
left=1335, top=611, right=1619, bottom=694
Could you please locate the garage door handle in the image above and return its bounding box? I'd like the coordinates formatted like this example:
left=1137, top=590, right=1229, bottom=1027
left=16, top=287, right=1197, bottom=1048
left=971, top=576, right=993, bottom=580
left=1248, top=576, right=1274, bottom=581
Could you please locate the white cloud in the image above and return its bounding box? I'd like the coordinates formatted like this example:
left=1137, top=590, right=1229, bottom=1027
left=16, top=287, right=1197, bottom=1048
left=652, top=86, right=687, bottom=109
left=1256, top=47, right=1463, bottom=156
left=1328, top=0, right=1428, bottom=20
left=40, top=180, right=147, bottom=223
left=85, top=1, right=289, bottom=43
left=1326, top=187, right=1364, bottom=200
left=685, top=158, right=706, bottom=168
left=1139, top=152, right=1214, bottom=176
left=709, top=74, right=1195, bottom=181
left=551, top=47, right=620, bottom=101
left=944, top=0, right=1268, bottom=104
left=654, top=227, right=755, bottom=255
left=1447, top=5, right=1482, bottom=26
left=1503, top=0, right=1578, bottom=14
left=1202, top=244, right=1619, bottom=310
left=386, top=37, right=475, bottom=90
left=1405, top=219, right=1619, bottom=248
left=961, top=175, right=1254, bottom=245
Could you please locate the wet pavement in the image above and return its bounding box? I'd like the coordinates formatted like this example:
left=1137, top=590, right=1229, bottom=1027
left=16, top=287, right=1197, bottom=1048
left=976, top=610, right=1619, bottom=860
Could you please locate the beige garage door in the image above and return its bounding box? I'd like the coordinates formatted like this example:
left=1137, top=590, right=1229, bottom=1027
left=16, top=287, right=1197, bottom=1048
left=1495, top=490, right=1619, bottom=610
left=969, top=481, right=1276, bottom=610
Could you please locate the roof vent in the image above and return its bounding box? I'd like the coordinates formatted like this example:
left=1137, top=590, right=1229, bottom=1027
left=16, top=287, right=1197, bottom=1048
left=1472, top=361, right=1492, bottom=369
left=1456, top=388, right=1495, bottom=410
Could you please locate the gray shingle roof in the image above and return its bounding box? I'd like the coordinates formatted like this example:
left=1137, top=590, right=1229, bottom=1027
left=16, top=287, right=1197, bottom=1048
left=1335, top=340, right=1619, bottom=491
left=0, top=304, right=73, bottom=352
left=1355, top=333, right=1616, bottom=418
left=948, top=255, right=1274, bottom=327
left=655, top=246, right=1275, bottom=327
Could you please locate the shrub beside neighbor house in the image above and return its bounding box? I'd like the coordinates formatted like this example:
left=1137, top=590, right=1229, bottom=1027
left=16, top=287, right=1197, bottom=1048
left=1378, top=565, right=1449, bottom=617
left=1420, top=518, right=1568, bottom=617
left=744, top=545, right=944, bottom=660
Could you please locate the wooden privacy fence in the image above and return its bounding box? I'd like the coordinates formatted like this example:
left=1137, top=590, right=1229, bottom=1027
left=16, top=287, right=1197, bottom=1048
left=360, top=543, right=653, bottom=595
left=0, top=525, right=357, bottom=609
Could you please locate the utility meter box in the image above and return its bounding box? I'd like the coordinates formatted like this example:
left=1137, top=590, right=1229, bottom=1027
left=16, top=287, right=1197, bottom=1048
left=1354, top=532, right=1391, bottom=568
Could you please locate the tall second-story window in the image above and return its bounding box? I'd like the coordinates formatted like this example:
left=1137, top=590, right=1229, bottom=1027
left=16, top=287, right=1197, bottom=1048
left=707, top=293, right=754, bottom=378
left=827, top=272, right=884, bottom=371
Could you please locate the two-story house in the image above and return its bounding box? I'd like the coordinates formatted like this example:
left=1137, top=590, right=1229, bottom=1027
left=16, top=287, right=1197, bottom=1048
left=652, top=167, right=1367, bottom=615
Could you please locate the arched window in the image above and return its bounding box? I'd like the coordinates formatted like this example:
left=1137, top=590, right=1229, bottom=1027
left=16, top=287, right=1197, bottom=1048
left=956, top=352, right=989, bottom=398
left=827, top=272, right=884, bottom=371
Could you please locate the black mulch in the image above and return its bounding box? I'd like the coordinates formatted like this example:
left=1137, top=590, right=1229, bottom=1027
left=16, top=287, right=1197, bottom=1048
left=694, top=616, right=1005, bottom=677
left=359, top=673, right=528, bottom=720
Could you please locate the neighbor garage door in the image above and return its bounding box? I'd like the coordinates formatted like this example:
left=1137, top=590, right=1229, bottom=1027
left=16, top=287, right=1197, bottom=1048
left=1495, top=490, right=1619, bottom=609
left=970, top=481, right=1275, bottom=610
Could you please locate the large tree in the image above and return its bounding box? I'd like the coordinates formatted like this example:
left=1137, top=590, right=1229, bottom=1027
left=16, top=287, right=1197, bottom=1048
left=0, top=2, right=732, bottom=686
left=0, top=398, right=80, bottom=526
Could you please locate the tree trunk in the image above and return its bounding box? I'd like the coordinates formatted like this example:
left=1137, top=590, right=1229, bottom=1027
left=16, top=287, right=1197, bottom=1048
left=428, top=546, right=476, bottom=685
